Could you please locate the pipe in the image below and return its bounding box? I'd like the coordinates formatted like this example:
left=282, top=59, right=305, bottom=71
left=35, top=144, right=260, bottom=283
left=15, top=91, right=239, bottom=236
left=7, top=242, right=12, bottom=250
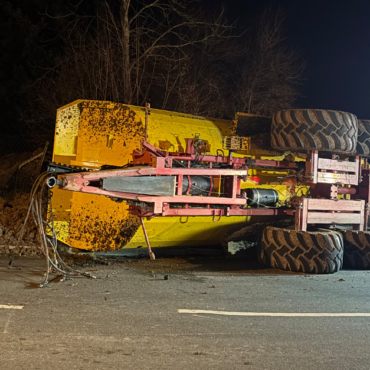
left=246, top=188, right=279, bottom=207
left=182, top=176, right=212, bottom=195
left=46, top=177, right=58, bottom=189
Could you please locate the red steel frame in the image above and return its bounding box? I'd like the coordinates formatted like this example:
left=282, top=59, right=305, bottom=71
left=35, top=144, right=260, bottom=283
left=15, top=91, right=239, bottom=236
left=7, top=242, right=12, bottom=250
left=295, top=198, right=365, bottom=232
left=131, top=141, right=298, bottom=170
left=55, top=141, right=369, bottom=230
left=57, top=157, right=289, bottom=218
left=52, top=139, right=370, bottom=258
left=54, top=140, right=296, bottom=259
left=297, top=151, right=366, bottom=231
left=305, top=150, right=361, bottom=185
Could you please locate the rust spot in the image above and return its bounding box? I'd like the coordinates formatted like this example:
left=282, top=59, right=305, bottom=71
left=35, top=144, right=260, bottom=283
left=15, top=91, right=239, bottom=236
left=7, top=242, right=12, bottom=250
left=158, top=140, right=172, bottom=150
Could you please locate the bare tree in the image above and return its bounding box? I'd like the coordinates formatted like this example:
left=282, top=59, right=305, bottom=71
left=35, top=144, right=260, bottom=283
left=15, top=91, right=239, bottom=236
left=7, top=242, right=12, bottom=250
left=233, top=7, right=303, bottom=116
left=24, top=3, right=303, bottom=137
left=24, top=0, right=234, bottom=133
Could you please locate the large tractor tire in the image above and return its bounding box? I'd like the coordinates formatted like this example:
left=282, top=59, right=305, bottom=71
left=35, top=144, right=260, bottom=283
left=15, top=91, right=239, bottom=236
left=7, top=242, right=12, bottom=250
left=271, top=109, right=358, bottom=154
left=342, top=230, right=370, bottom=269
left=356, top=120, right=370, bottom=157
left=259, top=227, right=343, bottom=274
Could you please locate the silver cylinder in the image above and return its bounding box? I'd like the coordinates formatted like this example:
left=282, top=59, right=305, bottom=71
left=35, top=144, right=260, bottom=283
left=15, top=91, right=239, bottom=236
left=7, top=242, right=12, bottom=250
left=246, top=188, right=278, bottom=207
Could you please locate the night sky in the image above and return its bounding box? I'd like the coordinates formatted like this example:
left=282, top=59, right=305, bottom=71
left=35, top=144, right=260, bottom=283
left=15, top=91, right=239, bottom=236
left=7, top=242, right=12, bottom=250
left=1, top=0, right=369, bottom=138
left=207, top=0, right=370, bottom=119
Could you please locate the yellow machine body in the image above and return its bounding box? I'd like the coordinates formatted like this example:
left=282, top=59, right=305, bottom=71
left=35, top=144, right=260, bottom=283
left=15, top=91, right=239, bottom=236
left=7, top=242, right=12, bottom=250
left=52, top=100, right=300, bottom=251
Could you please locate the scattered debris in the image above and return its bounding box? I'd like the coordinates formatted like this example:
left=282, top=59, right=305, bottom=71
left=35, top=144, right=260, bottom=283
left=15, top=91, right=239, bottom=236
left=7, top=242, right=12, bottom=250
left=0, top=148, right=45, bottom=193
left=0, top=147, right=48, bottom=258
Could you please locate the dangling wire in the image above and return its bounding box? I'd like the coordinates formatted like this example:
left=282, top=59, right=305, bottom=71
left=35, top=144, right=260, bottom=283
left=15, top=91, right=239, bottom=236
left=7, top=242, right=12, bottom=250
left=8, top=172, right=96, bottom=288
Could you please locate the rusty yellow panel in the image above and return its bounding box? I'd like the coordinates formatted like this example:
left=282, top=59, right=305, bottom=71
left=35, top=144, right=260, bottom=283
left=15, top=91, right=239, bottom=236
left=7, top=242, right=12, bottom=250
left=53, top=100, right=233, bottom=168
left=51, top=188, right=72, bottom=221
left=53, top=102, right=81, bottom=158
left=51, top=101, right=240, bottom=251
left=50, top=188, right=73, bottom=244
left=66, top=192, right=139, bottom=252
left=53, top=221, right=70, bottom=244
left=72, top=102, right=144, bottom=167
left=213, top=118, right=234, bottom=138
left=129, top=105, right=231, bottom=156
left=50, top=100, right=303, bottom=252
left=125, top=216, right=252, bottom=249
left=52, top=192, right=256, bottom=252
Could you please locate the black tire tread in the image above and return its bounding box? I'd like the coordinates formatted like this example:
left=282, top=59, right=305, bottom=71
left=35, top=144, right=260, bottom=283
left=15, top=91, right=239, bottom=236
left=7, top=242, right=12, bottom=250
left=259, top=227, right=343, bottom=274
left=356, top=120, right=370, bottom=157
left=342, top=230, right=370, bottom=269
left=271, top=109, right=358, bottom=154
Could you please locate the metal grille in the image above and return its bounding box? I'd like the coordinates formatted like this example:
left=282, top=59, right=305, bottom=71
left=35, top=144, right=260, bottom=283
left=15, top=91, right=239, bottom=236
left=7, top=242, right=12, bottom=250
left=222, top=136, right=250, bottom=151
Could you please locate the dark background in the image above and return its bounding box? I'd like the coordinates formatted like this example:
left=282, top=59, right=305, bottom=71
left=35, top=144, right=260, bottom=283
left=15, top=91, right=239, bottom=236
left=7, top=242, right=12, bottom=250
left=207, top=0, right=369, bottom=118
left=1, top=0, right=369, bottom=137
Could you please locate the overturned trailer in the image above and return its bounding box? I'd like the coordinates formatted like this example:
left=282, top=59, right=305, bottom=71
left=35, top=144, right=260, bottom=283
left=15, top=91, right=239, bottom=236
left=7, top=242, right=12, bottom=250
left=49, top=100, right=370, bottom=273
left=50, top=100, right=281, bottom=252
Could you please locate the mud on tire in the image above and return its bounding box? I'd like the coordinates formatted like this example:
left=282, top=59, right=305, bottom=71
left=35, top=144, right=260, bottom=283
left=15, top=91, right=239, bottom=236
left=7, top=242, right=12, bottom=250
left=342, top=230, right=370, bottom=269
left=259, top=227, right=343, bottom=274
left=271, top=109, right=358, bottom=154
left=356, top=120, right=370, bottom=157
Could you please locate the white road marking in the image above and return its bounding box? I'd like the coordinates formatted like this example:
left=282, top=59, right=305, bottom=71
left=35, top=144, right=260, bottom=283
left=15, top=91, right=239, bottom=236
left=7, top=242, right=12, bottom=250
left=178, top=309, right=370, bottom=317
left=0, top=305, right=24, bottom=310
left=3, top=311, right=14, bottom=334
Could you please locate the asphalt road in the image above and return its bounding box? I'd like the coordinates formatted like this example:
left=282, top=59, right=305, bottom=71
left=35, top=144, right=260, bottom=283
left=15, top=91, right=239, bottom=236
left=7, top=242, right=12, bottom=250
left=1, top=255, right=370, bottom=370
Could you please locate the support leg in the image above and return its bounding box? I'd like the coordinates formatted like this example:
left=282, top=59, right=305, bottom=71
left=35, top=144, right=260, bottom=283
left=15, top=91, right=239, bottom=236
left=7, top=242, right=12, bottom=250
left=140, top=217, right=155, bottom=260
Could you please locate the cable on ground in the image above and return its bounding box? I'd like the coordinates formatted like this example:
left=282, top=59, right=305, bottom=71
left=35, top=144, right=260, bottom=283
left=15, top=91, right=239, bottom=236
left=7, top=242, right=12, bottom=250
left=8, top=172, right=96, bottom=287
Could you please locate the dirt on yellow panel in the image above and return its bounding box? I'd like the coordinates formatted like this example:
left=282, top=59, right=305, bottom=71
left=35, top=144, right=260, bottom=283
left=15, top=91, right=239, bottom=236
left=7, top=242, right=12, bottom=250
left=51, top=100, right=238, bottom=251
left=51, top=100, right=288, bottom=252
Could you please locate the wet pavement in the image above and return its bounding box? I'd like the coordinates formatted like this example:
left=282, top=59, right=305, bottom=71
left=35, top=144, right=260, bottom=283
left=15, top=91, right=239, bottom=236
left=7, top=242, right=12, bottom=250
left=1, top=255, right=370, bottom=370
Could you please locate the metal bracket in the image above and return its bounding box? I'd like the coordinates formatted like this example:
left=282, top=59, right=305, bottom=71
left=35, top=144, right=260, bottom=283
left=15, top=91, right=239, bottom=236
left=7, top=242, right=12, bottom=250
left=295, top=198, right=365, bottom=231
